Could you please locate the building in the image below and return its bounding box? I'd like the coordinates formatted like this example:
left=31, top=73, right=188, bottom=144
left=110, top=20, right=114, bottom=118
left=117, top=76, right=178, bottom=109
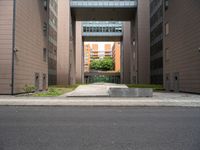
left=58, top=0, right=150, bottom=85
left=48, top=0, right=58, bottom=85
left=84, top=44, right=91, bottom=72
left=163, top=0, right=200, bottom=93
left=104, top=44, right=112, bottom=57
left=0, top=0, right=152, bottom=94
left=90, top=44, right=99, bottom=59
left=150, top=0, right=164, bottom=84
left=112, top=42, right=121, bottom=72
left=0, top=0, right=48, bottom=94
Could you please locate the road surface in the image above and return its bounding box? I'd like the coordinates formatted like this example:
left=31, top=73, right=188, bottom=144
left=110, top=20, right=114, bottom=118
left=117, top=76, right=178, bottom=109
left=0, top=106, right=200, bottom=150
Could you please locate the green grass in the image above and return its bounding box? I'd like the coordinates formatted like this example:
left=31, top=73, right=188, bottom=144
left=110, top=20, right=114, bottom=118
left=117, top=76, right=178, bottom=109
left=126, top=84, right=164, bottom=91
left=33, top=84, right=81, bottom=97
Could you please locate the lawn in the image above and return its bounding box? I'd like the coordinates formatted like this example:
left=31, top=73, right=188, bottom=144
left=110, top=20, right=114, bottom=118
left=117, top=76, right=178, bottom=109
left=126, top=84, right=164, bottom=91
left=33, top=84, right=80, bottom=97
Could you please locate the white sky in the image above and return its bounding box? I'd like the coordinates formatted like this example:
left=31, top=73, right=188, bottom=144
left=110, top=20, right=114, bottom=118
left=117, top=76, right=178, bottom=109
left=85, top=42, right=114, bottom=51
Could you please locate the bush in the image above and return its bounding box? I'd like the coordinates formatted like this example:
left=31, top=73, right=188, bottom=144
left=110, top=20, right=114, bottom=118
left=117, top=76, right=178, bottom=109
left=48, top=88, right=61, bottom=96
left=90, top=57, right=114, bottom=71
left=23, top=84, right=36, bottom=93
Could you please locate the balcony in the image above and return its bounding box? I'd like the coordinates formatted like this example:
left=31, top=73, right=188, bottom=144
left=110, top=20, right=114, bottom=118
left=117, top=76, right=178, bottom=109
left=70, top=0, right=137, bottom=8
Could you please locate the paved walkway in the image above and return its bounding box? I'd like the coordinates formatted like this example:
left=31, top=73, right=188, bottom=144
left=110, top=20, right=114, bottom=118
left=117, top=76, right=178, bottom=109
left=0, top=92, right=200, bottom=107
left=63, top=83, right=128, bottom=97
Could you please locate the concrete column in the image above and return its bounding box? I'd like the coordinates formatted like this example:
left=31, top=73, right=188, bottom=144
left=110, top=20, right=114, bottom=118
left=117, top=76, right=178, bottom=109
left=130, top=17, right=138, bottom=84
left=136, top=0, right=150, bottom=84
left=122, top=22, right=131, bottom=84
left=75, top=21, right=84, bottom=83
left=57, top=0, right=70, bottom=85
left=69, top=18, right=76, bottom=85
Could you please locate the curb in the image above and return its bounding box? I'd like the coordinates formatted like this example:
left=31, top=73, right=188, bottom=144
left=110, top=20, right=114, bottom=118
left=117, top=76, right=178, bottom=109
left=0, top=98, right=200, bottom=107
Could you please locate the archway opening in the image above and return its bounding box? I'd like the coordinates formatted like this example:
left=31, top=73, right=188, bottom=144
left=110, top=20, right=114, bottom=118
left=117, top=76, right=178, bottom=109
left=83, top=41, right=121, bottom=84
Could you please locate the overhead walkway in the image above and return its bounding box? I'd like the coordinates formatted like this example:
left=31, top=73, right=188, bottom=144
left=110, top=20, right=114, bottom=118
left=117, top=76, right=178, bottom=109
left=82, top=21, right=123, bottom=41
left=70, top=0, right=137, bottom=8
left=70, top=0, right=137, bottom=21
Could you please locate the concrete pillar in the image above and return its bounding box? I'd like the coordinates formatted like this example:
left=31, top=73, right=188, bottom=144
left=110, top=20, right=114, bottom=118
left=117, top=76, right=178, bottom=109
left=57, top=0, right=70, bottom=85
left=75, top=21, right=84, bottom=83
left=136, top=0, right=150, bottom=84
left=122, top=22, right=131, bottom=84
left=69, top=18, right=76, bottom=85
left=130, top=17, right=138, bottom=84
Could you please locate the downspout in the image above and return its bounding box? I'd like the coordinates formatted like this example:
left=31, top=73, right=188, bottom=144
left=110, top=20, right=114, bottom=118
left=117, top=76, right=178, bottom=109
left=11, top=0, right=16, bottom=95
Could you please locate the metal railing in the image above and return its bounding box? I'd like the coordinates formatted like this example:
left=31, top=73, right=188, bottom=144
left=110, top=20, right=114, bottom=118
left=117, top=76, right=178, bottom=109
left=84, top=72, right=121, bottom=84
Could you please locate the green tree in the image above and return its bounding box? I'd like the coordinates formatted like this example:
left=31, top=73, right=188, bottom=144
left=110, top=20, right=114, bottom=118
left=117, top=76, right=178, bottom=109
left=90, top=57, right=114, bottom=71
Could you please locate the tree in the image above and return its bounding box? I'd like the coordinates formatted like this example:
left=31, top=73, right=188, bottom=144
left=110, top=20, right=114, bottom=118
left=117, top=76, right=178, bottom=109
left=90, top=57, right=114, bottom=71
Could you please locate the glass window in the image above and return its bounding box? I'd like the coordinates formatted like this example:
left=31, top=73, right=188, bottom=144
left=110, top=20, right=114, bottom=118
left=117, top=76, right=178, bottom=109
left=165, top=23, right=169, bottom=35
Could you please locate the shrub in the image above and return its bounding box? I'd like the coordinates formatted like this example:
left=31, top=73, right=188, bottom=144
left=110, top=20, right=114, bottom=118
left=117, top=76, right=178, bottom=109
left=23, top=84, right=36, bottom=93
left=90, top=56, right=114, bottom=71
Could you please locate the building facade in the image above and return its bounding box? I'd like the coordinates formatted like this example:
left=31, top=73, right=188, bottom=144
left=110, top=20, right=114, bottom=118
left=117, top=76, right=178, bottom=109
left=150, top=0, right=164, bottom=84
left=84, top=44, right=91, bottom=72
left=91, top=44, right=99, bottom=59
left=0, top=0, right=151, bottom=94
left=163, top=0, right=200, bottom=93
left=0, top=0, right=48, bottom=94
left=58, top=0, right=150, bottom=85
left=48, top=0, right=58, bottom=85
left=112, top=42, right=121, bottom=72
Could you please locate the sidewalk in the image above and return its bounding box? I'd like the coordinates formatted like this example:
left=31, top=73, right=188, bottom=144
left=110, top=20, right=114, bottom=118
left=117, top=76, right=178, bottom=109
left=0, top=92, right=200, bottom=107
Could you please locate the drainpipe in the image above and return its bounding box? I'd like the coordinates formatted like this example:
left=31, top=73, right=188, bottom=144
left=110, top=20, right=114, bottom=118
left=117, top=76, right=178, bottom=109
left=11, top=0, right=16, bottom=95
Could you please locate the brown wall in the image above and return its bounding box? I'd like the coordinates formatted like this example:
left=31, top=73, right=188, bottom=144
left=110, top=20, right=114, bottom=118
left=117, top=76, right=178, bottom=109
left=14, top=0, right=48, bottom=93
left=164, top=0, right=200, bottom=93
left=130, top=16, right=137, bottom=84
left=0, top=0, right=13, bottom=94
left=137, top=0, right=150, bottom=84
left=57, top=0, right=71, bottom=85
left=75, top=21, right=84, bottom=83
left=122, top=22, right=131, bottom=84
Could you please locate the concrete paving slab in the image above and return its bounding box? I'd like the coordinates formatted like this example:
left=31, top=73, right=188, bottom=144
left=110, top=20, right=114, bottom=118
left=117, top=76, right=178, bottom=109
left=63, top=83, right=128, bottom=97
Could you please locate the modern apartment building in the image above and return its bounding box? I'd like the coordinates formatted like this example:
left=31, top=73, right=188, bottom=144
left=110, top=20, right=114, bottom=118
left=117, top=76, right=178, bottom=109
left=84, top=44, right=91, bottom=72
left=150, top=0, right=164, bottom=84
left=48, top=0, right=58, bottom=85
left=91, top=44, right=99, bottom=59
left=0, top=0, right=48, bottom=94
left=163, top=0, right=200, bottom=93
left=104, top=44, right=112, bottom=57
left=112, top=42, right=121, bottom=72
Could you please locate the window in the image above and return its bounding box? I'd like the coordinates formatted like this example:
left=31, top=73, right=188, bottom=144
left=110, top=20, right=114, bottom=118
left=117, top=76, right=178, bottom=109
left=43, top=0, right=47, bottom=10
left=165, top=0, right=169, bottom=10
left=43, top=48, right=47, bottom=62
left=165, top=23, right=169, bottom=35
left=43, top=22, right=48, bottom=36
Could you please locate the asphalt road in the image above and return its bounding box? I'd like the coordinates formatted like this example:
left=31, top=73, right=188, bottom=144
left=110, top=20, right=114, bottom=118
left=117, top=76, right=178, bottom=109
left=0, top=106, right=200, bottom=150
